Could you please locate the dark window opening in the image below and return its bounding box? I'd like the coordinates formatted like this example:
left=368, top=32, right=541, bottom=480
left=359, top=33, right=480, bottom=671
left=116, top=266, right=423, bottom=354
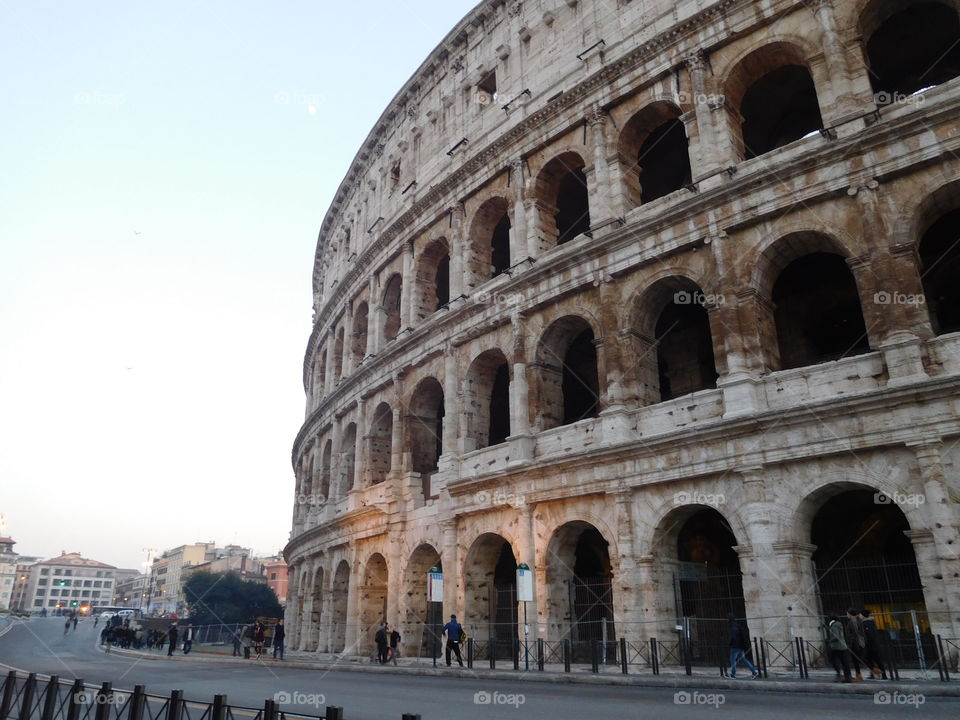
left=478, top=70, right=498, bottom=105
left=676, top=509, right=746, bottom=624
left=435, top=255, right=450, bottom=309
left=866, top=3, right=960, bottom=100
left=773, top=253, right=870, bottom=369
left=491, top=214, right=511, bottom=276
left=655, top=301, right=718, bottom=401
left=562, top=328, right=599, bottom=424
left=919, top=207, right=960, bottom=335
left=741, top=65, right=823, bottom=159
left=638, top=119, right=692, bottom=203
left=555, top=168, right=591, bottom=245
left=487, top=363, right=511, bottom=446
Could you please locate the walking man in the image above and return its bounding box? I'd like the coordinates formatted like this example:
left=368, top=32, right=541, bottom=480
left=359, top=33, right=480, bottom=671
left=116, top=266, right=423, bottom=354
left=726, top=613, right=759, bottom=679
left=273, top=620, right=285, bottom=660
left=182, top=623, right=194, bottom=654
left=375, top=622, right=389, bottom=664
left=441, top=614, right=464, bottom=667
left=167, top=624, right=179, bottom=657
left=845, top=608, right=866, bottom=681
left=389, top=626, right=401, bottom=666
left=860, top=609, right=886, bottom=679
left=828, top=614, right=852, bottom=683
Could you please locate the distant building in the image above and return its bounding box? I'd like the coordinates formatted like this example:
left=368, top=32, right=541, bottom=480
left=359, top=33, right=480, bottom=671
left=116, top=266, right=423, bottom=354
left=22, top=552, right=116, bottom=613
left=147, top=543, right=217, bottom=616
left=262, top=556, right=288, bottom=607
left=112, top=573, right=148, bottom=608
left=10, top=556, right=42, bottom=611
left=0, top=538, right=17, bottom=610
left=184, top=546, right=266, bottom=583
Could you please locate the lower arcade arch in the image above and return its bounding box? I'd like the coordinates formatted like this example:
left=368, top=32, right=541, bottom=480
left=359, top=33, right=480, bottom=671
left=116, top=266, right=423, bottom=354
left=401, top=545, right=443, bottom=657
left=308, top=567, right=324, bottom=651
left=359, top=553, right=389, bottom=655
left=463, top=533, right=518, bottom=658
left=330, top=560, right=350, bottom=653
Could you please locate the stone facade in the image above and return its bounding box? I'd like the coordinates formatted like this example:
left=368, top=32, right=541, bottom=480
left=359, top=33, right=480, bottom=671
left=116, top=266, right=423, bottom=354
left=285, top=0, right=960, bottom=657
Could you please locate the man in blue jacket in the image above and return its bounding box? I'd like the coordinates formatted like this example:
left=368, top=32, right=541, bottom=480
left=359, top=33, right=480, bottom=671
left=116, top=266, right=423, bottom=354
left=441, top=614, right=464, bottom=667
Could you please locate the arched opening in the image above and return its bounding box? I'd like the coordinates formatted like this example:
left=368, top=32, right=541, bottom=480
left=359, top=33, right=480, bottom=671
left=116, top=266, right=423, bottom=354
left=330, top=561, right=350, bottom=653
left=468, top=197, right=512, bottom=285
left=308, top=567, right=324, bottom=652
left=407, top=378, right=445, bottom=498
left=463, top=534, right=517, bottom=659
left=546, top=522, right=615, bottom=661
left=918, top=208, right=960, bottom=335
left=316, top=350, right=327, bottom=395
left=619, top=103, right=691, bottom=206
left=359, top=554, right=388, bottom=656
left=382, top=274, right=403, bottom=343
left=320, top=439, right=332, bottom=500
left=534, top=316, right=600, bottom=430
left=809, top=487, right=928, bottom=665
left=352, top=302, right=369, bottom=365
left=402, top=545, right=443, bottom=658
left=415, top=239, right=451, bottom=320
left=368, top=402, right=393, bottom=485
left=772, top=253, right=870, bottom=369
left=338, top=423, right=357, bottom=497
left=333, top=327, right=345, bottom=380
left=463, top=350, right=511, bottom=451
left=863, top=1, right=960, bottom=101
left=534, top=153, right=591, bottom=247
left=727, top=44, right=823, bottom=159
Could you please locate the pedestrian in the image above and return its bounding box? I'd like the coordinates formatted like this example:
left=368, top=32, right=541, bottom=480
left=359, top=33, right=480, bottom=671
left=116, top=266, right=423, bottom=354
left=389, top=626, right=401, bottom=666
left=182, top=623, right=194, bottom=654
left=241, top=623, right=254, bottom=659
left=845, top=608, right=866, bottom=682
left=273, top=620, right=285, bottom=660
left=232, top=627, right=243, bottom=657
left=441, top=614, right=464, bottom=667
left=72, top=615, right=78, bottom=630
left=859, top=609, right=887, bottom=679
left=375, top=622, right=389, bottom=664
left=64, top=619, right=71, bottom=635
left=828, top=614, right=852, bottom=683
left=254, top=621, right=265, bottom=657
left=726, top=613, right=759, bottom=679
left=94, top=617, right=99, bottom=628
left=167, top=624, right=178, bottom=657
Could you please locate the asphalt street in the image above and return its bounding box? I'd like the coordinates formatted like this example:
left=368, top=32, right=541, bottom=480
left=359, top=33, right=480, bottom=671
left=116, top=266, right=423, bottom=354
left=0, top=618, right=953, bottom=720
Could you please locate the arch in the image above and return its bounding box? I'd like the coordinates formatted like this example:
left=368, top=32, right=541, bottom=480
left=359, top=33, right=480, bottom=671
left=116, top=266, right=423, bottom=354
left=320, top=439, right=332, bottom=500
left=407, top=377, right=445, bottom=495
left=918, top=206, right=960, bottom=335
left=618, top=101, right=691, bottom=206
left=544, top=521, right=616, bottom=655
left=316, top=349, right=327, bottom=396
left=861, top=0, right=960, bottom=100
left=468, top=196, right=512, bottom=285
left=308, top=566, right=324, bottom=651
left=463, top=349, right=511, bottom=451
left=534, top=315, right=600, bottom=430
left=415, top=238, right=451, bottom=321
left=330, top=560, right=350, bottom=653
left=402, top=544, right=443, bottom=657
left=462, top=533, right=518, bottom=655
left=338, top=423, right=357, bottom=497
left=534, top=152, right=591, bottom=246
left=724, top=42, right=824, bottom=159
left=359, top=553, right=389, bottom=656
left=352, top=302, right=369, bottom=365
left=381, top=273, right=403, bottom=343
left=368, top=402, right=393, bottom=485
left=333, top=327, right=345, bottom=380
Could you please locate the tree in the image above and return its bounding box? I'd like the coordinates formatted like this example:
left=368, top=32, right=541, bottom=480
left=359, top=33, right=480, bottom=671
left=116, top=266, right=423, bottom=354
left=182, top=571, right=282, bottom=625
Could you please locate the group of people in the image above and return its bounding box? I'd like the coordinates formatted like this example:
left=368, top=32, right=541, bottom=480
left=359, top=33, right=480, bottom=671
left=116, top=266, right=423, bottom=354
left=231, top=620, right=285, bottom=660
left=827, top=608, right=887, bottom=683
left=373, top=622, right=402, bottom=665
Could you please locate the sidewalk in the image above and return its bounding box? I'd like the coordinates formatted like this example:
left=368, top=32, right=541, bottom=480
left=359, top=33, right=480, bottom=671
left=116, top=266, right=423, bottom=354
left=100, top=644, right=960, bottom=697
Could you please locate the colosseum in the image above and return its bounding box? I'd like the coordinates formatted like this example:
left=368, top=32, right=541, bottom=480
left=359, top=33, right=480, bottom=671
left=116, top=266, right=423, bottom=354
left=284, top=0, right=960, bottom=667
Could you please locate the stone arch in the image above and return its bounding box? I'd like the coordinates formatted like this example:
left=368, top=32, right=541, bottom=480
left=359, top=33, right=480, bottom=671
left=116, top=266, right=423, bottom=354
left=722, top=41, right=825, bottom=160
left=333, top=326, right=345, bottom=380
left=913, top=184, right=960, bottom=335
left=307, top=566, right=324, bottom=652
left=381, top=273, right=403, bottom=343
left=338, top=422, right=357, bottom=497
left=415, top=238, right=451, bottom=320
left=468, top=196, right=513, bottom=286
left=628, top=275, right=719, bottom=404
left=368, top=402, right=393, bottom=485
left=401, top=544, right=443, bottom=657
left=462, top=348, right=511, bottom=451
left=859, top=0, right=960, bottom=100
left=533, top=315, right=601, bottom=430
left=359, top=553, right=389, bottom=656
left=320, top=438, right=332, bottom=500
left=352, top=301, right=369, bottom=365
left=330, top=560, right=350, bottom=653
left=462, top=533, right=518, bottom=652
left=533, top=151, right=591, bottom=246
left=406, top=377, right=445, bottom=496
left=618, top=100, right=691, bottom=206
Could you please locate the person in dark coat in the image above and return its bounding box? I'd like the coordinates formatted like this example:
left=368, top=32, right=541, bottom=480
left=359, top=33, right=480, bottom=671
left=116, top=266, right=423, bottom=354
left=253, top=621, right=266, bottom=657
left=241, top=623, right=254, bottom=659
left=272, top=620, right=286, bottom=660
left=859, top=609, right=886, bottom=679
left=389, top=626, right=401, bottom=666
left=167, top=624, right=178, bottom=657
left=828, top=614, right=852, bottom=683
left=727, top=613, right=759, bottom=678
left=441, top=614, right=464, bottom=667
left=182, top=623, right=194, bottom=654
left=375, top=622, right=389, bottom=664
left=845, top=608, right=866, bottom=681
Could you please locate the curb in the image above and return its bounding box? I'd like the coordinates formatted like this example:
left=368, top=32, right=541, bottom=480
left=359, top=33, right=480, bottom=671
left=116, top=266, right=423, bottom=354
left=100, top=646, right=960, bottom=697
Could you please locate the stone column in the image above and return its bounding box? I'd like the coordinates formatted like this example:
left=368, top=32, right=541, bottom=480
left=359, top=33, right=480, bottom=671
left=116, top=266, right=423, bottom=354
left=441, top=348, right=459, bottom=460
left=449, top=204, right=467, bottom=300
left=614, top=489, right=643, bottom=633
left=344, top=545, right=361, bottom=654
left=353, top=397, right=368, bottom=491
left=330, top=415, right=343, bottom=502
left=386, top=530, right=403, bottom=633
left=441, top=520, right=461, bottom=620
left=401, top=239, right=415, bottom=331
left=586, top=105, right=617, bottom=233
left=508, top=313, right=535, bottom=462
left=684, top=51, right=726, bottom=179
left=343, top=303, right=354, bottom=377
left=515, top=503, right=539, bottom=642
left=510, top=159, right=530, bottom=264
left=390, top=404, right=404, bottom=480
left=810, top=0, right=868, bottom=123
left=523, top=198, right=547, bottom=260
left=367, top=274, right=380, bottom=356
left=324, top=330, right=336, bottom=395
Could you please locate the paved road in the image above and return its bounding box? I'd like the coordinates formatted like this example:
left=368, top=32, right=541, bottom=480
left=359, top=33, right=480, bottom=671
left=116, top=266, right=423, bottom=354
left=0, top=618, right=952, bottom=720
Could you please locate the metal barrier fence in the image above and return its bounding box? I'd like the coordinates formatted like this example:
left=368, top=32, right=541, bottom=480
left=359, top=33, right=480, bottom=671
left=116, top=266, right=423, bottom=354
left=0, top=670, right=428, bottom=720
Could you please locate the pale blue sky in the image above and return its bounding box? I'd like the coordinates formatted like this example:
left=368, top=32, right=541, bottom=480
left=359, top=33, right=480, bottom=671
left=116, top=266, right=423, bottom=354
left=0, top=0, right=477, bottom=570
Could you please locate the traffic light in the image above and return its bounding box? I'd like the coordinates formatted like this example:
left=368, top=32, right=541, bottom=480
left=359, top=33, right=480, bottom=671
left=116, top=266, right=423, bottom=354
left=55, top=579, right=71, bottom=588
left=70, top=601, right=78, bottom=607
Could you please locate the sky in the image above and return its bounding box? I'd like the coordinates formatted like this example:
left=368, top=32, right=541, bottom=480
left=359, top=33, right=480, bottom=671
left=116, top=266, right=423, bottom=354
left=0, top=0, right=478, bottom=571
